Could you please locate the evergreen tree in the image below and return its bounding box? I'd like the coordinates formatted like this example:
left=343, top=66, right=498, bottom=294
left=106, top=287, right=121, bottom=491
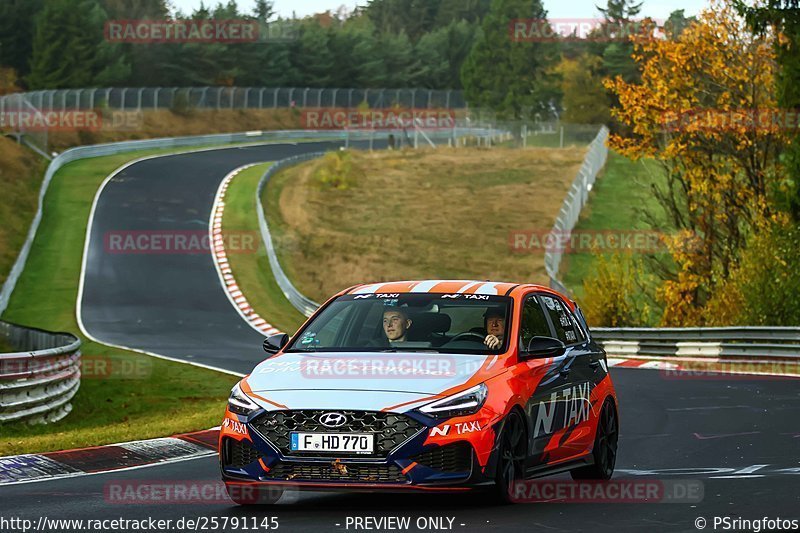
left=99, top=0, right=170, bottom=86
left=0, top=0, right=45, bottom=82
left=664, top=9, right=695, bottom=39
left=737, top=0, right=800, bottom=220
left=435, top=0, right=492, bottom=25
left=290, top=20, right=335, bottom=87
left=28, top=0, right=130, bottom=89
left=414, top=20, right=479, bottom=88
left=461, top=0, right=557, bottom=119
left=595, top=0, right=643, bottom=82
left=365, top=0, right=442, bottom=41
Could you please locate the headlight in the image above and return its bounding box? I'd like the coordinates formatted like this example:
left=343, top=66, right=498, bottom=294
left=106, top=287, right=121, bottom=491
left=228, top=382, right=259, bottom=416
left=418, top=383, right=488, bottom=418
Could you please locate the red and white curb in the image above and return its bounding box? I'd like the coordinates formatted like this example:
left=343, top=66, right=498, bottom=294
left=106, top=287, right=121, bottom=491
left=0, top=429, right=219, bottom=486
left=210, top=164, right=282, bottom=337
left=607, top=357, right=679, bottom=370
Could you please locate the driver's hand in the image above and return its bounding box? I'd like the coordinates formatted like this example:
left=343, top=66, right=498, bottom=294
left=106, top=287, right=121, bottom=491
left=484, top=334, right=501, bottom=349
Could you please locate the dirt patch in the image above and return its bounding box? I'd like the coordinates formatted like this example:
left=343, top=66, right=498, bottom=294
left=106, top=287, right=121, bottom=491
left=269, top=146, right=587, bottom=301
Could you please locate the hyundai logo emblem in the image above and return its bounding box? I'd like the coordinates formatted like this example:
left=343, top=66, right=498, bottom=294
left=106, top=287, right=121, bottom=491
left=319, top=412, right=348, bottom=428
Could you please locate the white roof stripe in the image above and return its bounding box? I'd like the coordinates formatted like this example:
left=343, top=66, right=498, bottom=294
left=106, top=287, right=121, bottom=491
left=457, top=281, right=482, bottom=293
left=474, top=282, right=499, bottom=295
left=353, top=283, right=386, bottom=294
left=410, top=280, right=440, bottom=293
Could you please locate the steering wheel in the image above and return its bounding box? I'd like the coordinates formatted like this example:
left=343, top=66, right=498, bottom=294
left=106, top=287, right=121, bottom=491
left=447, top=332, right=487, bottom=344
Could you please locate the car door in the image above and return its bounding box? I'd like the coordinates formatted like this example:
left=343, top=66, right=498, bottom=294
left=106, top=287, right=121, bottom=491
left=535, top=294, right=598, bottom=460
left=515, top=293, right=575, bottom=470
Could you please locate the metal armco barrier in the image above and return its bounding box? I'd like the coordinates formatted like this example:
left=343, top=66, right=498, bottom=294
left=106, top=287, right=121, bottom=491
left=255, top=127, right=500, bottom=317
left=257, top=153, right=325, bottom=317
left=0, top=129, right=377, bottom=317
left=593, top=327, right=800, bottom=360
left=0, top=320, right=81, bottom=424
left=0, top=125, right=499, bottom=319
left=544, top=126, right=609, bottom=295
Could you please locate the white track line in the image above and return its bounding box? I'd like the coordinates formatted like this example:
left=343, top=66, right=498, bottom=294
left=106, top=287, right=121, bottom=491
left=76, top=144, right=289, bottom=376
left=0, top=453, right=216, bottom=487
left=209, top=164, right=283, bottom=337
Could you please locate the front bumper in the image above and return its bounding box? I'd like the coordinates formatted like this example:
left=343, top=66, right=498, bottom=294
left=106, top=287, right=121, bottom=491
left=219, top=408, right=498, bottom=490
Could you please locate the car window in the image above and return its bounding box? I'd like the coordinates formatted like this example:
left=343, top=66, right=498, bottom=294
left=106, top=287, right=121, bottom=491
left=520, top=296, right=552, bottom=350
left=540, top=295, right=584, bottom=345
left=287, top=293, right=513, bottom=353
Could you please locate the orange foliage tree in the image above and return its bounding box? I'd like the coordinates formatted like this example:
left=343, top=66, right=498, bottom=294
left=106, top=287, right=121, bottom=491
left=604, top=1, right=785, bottom=325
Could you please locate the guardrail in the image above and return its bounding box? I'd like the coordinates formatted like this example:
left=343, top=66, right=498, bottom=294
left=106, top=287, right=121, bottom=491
left=0, top=128, right=399, bottom=317
left=593, top=327, right=800, bottom=360
left=544, top=126, right=609, bottom=295
left=257, top=152, right=326, bottom=317
left=0, top=320, right=81, bottom=424
left=255, top=127, right=503, bottom=317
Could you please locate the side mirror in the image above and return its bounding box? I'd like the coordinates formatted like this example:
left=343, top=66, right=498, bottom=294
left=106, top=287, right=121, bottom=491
left=263, top=333, right=290, bottom=354
left=521, top=336, right=566, bottom=359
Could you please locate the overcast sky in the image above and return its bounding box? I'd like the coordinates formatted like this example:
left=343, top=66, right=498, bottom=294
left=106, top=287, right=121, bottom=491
left=170, top=0, right=710, bottom=20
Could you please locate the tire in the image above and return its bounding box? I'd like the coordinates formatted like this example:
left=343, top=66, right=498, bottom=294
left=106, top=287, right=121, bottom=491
left=493, top=409, right=528, bottom=504
left=225, top=483, right=283, bottom=506
left=570, top=398, right=618, bottom=480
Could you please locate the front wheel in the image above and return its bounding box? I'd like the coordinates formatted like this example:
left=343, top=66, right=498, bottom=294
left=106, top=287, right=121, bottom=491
left=225, top=483, right=283, bottom=506
left=493, top=409, right=527, bottom=504
left=570, top=398, right=618, bottom=480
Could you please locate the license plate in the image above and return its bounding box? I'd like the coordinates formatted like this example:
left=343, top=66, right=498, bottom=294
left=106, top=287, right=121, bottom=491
left=290, top=432, right=374, bottom=453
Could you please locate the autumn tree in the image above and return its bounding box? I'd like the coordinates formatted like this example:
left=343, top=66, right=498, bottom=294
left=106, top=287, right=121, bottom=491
left=605, top=1, right=784, bottom=325
left=556, top=53, right=611, bottom=124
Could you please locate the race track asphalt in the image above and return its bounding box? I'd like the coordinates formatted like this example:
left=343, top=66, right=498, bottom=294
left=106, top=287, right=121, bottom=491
left=79, top=141, right=375, bottom=374
left=1, top=369, right=798, bottom=532
left=1, top=140, right=797, bottom=532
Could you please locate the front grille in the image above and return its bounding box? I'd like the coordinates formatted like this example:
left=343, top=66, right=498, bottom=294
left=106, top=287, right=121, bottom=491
left=265, top=461, right=408, bottom=483
left=411, top=442, right=473, bottom=473
left=224, top=438, right=262, bottom=468
left=251, top=410, right=424, bottom=457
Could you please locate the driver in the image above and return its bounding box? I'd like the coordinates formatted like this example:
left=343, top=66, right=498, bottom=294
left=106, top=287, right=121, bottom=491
left=483, top=307, right=506, bottom=349
left=383, top=307, right=412, bottom=344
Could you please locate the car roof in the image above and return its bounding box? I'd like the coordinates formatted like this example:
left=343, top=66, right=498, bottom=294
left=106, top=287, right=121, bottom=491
left=342, top=279, right=552, bottom=297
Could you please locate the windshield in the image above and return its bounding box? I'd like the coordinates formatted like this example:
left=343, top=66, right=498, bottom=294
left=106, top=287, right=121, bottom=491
left=286, top=293, right=512, bottom=354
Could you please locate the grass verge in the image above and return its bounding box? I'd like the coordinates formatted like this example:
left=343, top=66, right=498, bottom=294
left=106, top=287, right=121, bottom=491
left=221, top=163, right=308, bottom=334
left=560, top=151, right=670, bottom=302
left=0, top=144, right=262, bottom=456
left=264, top=146, right=588, bottom=303
left=0, top=137, right=47, bottom=286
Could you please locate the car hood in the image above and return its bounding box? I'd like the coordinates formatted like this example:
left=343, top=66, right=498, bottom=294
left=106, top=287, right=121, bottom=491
left=244, top=351, right=503, bottom=412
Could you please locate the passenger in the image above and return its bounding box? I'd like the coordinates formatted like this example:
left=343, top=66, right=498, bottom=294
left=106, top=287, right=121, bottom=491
left=383, top=307, right=413, bottom=344
left=483, top=307, right=506, bottom=349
